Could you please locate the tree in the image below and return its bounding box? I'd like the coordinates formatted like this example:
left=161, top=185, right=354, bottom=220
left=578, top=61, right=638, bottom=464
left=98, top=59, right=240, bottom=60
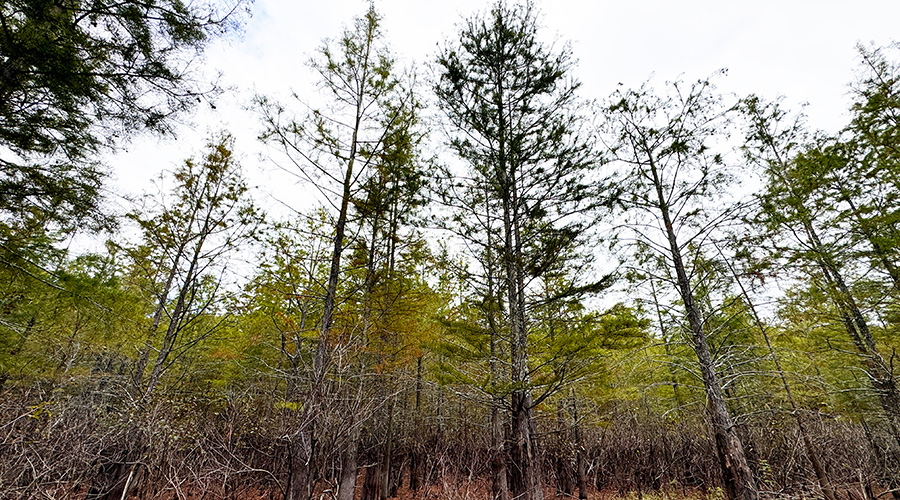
left=601, top=77, right=759, bottom=500
left=0, top=242, right=143, bottom=392
left=712, top=239, right=837, bottom=500
left=126, top=133, right=262, bottom=401
left=258, top=5, right=415, bottom=499
left=434, top=3, right=605, bottom=499
left=249, top=213, right=331, bottom=402
left=744, top=95, right=900, bottom=496
left=826, top=44, right=900, bottom=293
left=0, top=0, right=243, bottom=228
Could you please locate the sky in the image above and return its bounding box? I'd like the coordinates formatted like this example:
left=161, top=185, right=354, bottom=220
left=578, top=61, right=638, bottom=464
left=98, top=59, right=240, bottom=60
left=103, top=0, right=900, bottom=224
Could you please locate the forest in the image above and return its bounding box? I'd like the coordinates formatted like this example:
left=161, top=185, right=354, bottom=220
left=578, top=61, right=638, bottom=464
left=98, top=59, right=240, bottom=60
left=2, top=1, right=900, bottom=500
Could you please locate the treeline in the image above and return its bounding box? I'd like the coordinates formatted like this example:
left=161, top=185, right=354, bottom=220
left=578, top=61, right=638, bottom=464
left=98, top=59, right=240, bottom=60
left=1, top=2, right=900, bottom=500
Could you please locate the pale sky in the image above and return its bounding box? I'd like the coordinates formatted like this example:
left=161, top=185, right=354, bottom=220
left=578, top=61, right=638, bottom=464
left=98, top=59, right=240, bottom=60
left=104, top=0, right=900, bottom=222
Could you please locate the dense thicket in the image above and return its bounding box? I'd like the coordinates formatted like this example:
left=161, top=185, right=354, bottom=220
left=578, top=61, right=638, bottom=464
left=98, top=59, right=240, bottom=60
left=1, top=2, right=899, bottom=500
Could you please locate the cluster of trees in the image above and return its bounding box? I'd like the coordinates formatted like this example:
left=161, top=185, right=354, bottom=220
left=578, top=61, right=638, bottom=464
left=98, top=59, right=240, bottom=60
left=2, top=1, right=900, bottom=500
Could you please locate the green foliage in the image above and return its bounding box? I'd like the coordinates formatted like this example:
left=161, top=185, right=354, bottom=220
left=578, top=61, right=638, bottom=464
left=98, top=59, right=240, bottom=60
left=0, top=0, right=243, bottom=228
left=257, top=3, right=406, bottom=208
left=432, top=1, right=609, bottom=421
left=121, top=133, right=263, bottom=398
left=743, top=47, right=900, bottom=462
left=434, top=281, right=649, bottom=408
left=0, top=242, right=145, bottom=389
left=433, top=0, right=604, bottom=283
left=7, top=9, right=900, bottom=498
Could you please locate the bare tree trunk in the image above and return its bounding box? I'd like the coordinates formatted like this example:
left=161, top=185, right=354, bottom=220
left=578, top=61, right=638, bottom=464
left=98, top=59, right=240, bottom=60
left=288, top=435, right=312, bottom=500
left=483, top=199, right=510, bottom=500
left=142, top=210, right=215, bottom=402
left=806, top=222, right=900, bottom=450
left=570, top=393, right=588, bottom=500
left=142, top=287, right=185, bottom=399
left=556, top=404, right=574, bottom=497
left=491, top=400, right=510, bottom=500
left=502, top=159, right=543, bottom=500
left=133, top=224, right=191, bottom=396
left=410, top=357, right=424, bottom=495
left=337, top=418, right=359, bottom=500
left=381, top=401, right=395, bottom=500
left=295, top=52, right=365, bottom=500
left=337, top=449, right=358, bottom=500
left=361, top=463, right=383, bottom=500
left=509, top=392, right=544, bottom=500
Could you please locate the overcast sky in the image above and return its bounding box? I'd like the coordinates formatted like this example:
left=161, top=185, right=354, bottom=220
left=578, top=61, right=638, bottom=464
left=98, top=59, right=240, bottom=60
left=104, top=0, right=900, bottom=220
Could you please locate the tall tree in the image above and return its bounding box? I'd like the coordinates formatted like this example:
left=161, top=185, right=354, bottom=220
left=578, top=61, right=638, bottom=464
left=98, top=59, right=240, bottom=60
left=830, top=44, right=900, bottom=293
left=601, top=77, right=759, bottom=500
left=713, top=240, right=836, bottom=500
left=357, top=94, right=431, bottom=500
left=434, top=3, right=604, bottom=499
left=258, top=5, right=413, bottom=499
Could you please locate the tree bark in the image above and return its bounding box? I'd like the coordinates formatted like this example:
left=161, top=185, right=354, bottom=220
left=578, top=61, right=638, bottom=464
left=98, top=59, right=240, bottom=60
left=410, top=356, right=424, bottom=495
left=299, top=25, right=370, bottom=500
left=361, top=463, right=382, bottom=500
left=555, top=404, right=574, bottom=497
left=381, top=401, right=395, bottom=500
left=288, top=435, right=312, bottom=500
left=501, top=142, right=543, bottom=500
left=571, top=394, right=588, bottom=500
left=484, top=198, right=510, bottom=500
left=510, top=393, right=544, bottom=500
left=337, top=420, right=359, bottom=500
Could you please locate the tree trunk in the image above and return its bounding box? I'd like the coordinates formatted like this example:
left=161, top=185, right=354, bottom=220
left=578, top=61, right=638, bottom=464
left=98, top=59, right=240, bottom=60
left=409, top=453, right=421, bottom=495
left=479, top=185, right=511, bottom=500
left=491, top=382, right=510, bottom=500
left=142, top=217, right=212, bottom=402
left=361, top=463, right=383, bottom=500
left=806, top=222, right=900, bottom=450
left=337, top=424, right=359, bottom=500
left=491, top=429, right=510, bottom=500
left=389, top=456, right=403, bottom=497
left=296, top=61, right=364, bottom=500
left=571, top=394, right=588, bottom=500
left=381, top=401, right=395, bottom=500
left=287, top=435, right=312, bottom=500
left=556, top=405, right=574, bottom=497
left=133, top=219, right=192, bottom=396
left=502, top=154, right=543, bottom=500
left=510, top=392, right=544, bottom=500
left=410, top=357, right=424, bottom=495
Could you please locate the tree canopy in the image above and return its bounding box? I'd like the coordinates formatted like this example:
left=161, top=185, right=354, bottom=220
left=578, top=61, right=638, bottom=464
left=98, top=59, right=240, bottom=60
left=0, top=0, right=242, bottom=227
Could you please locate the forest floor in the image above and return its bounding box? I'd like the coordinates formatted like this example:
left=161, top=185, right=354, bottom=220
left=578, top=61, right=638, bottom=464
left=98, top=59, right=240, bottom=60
left=91, top=472, right=888, bottom=500
left=354, top=477, right=884, bottom=500
left=351, top=476, right=723, bottom=500
left=85, top=480, right=886, bottom=500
